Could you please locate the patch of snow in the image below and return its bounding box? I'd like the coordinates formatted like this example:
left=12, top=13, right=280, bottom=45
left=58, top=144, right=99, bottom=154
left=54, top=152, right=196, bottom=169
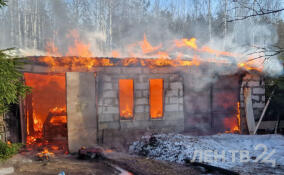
left=129, top=134, right=284, bottom=174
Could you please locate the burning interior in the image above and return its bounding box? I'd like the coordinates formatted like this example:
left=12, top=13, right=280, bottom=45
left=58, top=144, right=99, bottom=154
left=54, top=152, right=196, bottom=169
left=24, top=73, right=67, bottom=152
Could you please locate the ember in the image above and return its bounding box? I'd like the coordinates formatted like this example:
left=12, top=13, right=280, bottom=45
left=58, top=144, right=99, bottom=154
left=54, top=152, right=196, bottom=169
left=36, top=148, right=54, bottom=161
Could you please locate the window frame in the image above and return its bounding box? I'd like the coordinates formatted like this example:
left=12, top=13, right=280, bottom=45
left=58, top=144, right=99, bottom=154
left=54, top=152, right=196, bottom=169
left=119, top=79, right=134, bottom=120
left=149, top=78, right=164, bottom=119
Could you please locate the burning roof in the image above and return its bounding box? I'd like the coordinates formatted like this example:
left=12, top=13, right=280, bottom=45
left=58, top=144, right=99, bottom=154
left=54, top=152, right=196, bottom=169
left=22, top=56, right=262, bottom=74
left=19, top=31, right=266, bottom=73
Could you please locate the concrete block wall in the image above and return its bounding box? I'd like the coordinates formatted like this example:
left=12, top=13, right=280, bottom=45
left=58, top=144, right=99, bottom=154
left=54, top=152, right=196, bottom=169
left=240, top=73, right=265, bottom=120
left=182, top=67, right=241, bottom=134
left=240, top=73, right=265, bottom=134
left=96, top=67, right=184, bottom=148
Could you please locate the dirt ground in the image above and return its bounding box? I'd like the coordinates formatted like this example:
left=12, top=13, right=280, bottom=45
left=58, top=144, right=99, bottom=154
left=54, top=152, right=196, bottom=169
left=0, top=154, right=115, bottom=175
left=0, top=150, right=204, bottom=175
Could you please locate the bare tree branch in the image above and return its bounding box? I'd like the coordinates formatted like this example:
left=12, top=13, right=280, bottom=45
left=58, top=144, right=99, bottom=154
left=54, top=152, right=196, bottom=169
left=246, top=45, right=284, bottom=62
left=227, top=8, right=284, bottom=22
left=227, top=0, right=284, bottom=22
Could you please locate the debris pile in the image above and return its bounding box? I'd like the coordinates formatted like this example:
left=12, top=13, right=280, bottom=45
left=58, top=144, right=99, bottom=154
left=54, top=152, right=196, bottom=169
left=36, top=148, right=54, bottom=161
left=78, top=146, right=104, bottom=160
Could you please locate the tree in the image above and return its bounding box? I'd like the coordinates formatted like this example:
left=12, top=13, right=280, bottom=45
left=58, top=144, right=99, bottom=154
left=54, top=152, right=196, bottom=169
left=0, top=1, right=30, bottom=114
left=227, top=0, right=284, bottom=22
left=0, top=49, right=30, bottom=114
left=0, top=0, right=6, bottom=8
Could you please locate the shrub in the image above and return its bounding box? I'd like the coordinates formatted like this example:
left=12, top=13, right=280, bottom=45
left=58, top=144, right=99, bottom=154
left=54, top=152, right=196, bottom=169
left=0, top=141, right=22, bottom=160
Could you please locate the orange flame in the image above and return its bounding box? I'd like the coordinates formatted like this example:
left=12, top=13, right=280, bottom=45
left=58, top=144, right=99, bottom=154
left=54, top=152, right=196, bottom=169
left=36, top=148, right=55, bottom=159
left=224, top=102, right=241, bottom=133
left=140, top=34, right=162, bottom=54
left=37, top=31, right=263, bottom=73
left=119, top=79, right=134, bottom=119
left=25, top=73, right=66, bottom=146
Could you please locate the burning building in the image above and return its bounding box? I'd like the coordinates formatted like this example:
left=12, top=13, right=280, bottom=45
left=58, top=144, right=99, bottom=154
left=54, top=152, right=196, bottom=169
left=5, top=55, right=264, bottom=153
left=0, top=35, right=269, bottom=153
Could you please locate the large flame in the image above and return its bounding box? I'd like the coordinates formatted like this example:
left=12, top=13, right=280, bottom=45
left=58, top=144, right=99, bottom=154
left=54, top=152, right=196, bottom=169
left=24, top=73, right=67, bottom=147
left=36, top=30, right=263, bottom=72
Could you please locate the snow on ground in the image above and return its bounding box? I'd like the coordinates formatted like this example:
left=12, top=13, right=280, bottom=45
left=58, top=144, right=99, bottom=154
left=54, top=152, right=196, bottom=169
left=129, top=134, right=284, bottom=174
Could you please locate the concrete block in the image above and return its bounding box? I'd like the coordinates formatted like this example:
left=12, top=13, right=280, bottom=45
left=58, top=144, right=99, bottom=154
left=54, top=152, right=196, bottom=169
left=248, top=81, right=259, bottom=87
left=142, top=68, right=150, bottom=73
left=103, top=91, right=117, bottom=98
left=165, top=96, right=170, bottom=104
left=178, top=105, right=184, bottom=111
left=123, top=67, right=142, bottom=74
left=135, top=105, right=145, bottom=113
left=103, top=83, right=113, bottom=90
left=136, top=98, right=148, bottom=105
left=251, top=95, right=260, bottom=101
left=179, top=89, right=183, bottom=96
left=135, top=91, right=143, bottom=98
left=104, top=106, right=119, bottom=114
left=103, top=75, right=111, bottom=82
left=165, top=104, right=179, bottom=112
left=253, top=102, right=265, bottom=108
left=142, top=90, right=149, bottom=96
left=138, top=76, right=144, bottom=83
left=164, top=112, right=183, bottom=120
left=99, top=114, right=114, bottom=122
left=169, top=74, right=180, bottom=81
left=136, top=83, right=148, bottom=90
left=134, top=113, right=146, bottom=120
left=98, top=106, right=103, bottom=114
left=99, top=123, right=108, bottom=130
left=103, top=98, right=113, bottom=105
left=105, top=67, right=121, bottom=74
left=169, top=97, right=179, bottom=104
left=166, top=90, right=178, bottom=97
left=253, top=88, right=265, bottom=95
left=170, top=82, right=182, bottom=89
left=145, top=106, right=149, bottom=112
left=104, top=122, right=120, bottom=129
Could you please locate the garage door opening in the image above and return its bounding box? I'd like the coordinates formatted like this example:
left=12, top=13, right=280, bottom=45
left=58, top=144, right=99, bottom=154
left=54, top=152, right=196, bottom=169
left=24, top=73, right=67, bottom=152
